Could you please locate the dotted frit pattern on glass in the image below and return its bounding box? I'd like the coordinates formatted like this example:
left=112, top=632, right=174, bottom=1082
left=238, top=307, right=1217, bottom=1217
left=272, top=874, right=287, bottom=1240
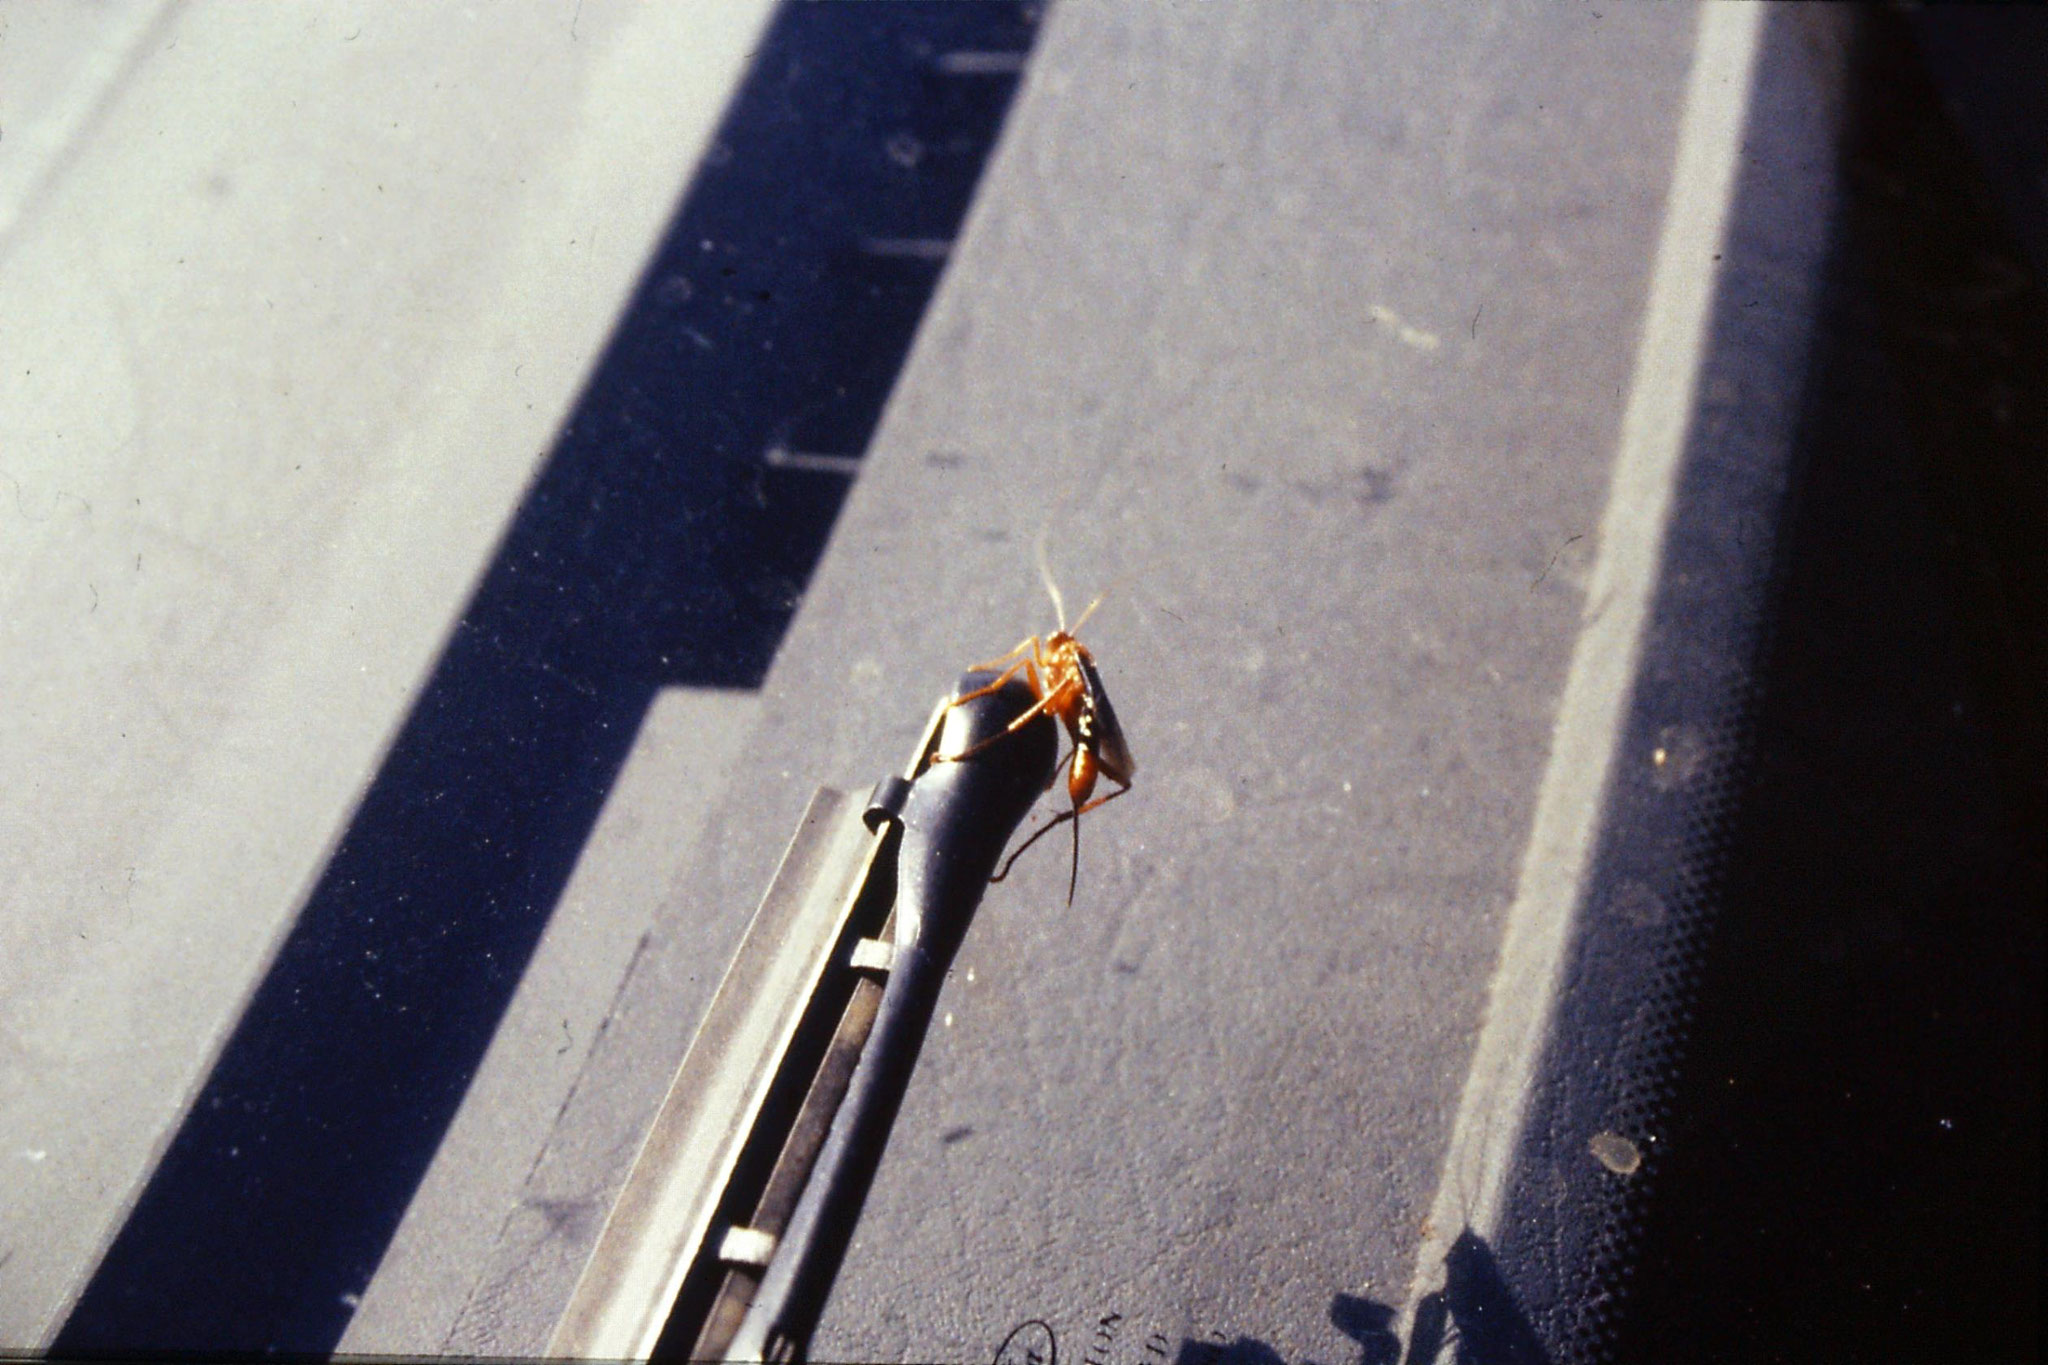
left=1477, top=11, right=1849, bottom=1360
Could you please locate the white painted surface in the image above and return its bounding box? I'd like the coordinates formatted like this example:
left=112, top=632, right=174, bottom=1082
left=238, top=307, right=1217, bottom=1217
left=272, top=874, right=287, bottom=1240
left=0, top=1, right=774, bottom=1344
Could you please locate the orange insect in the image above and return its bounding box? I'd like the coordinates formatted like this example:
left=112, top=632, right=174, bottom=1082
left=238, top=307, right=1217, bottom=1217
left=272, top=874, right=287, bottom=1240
left=938, top=567, right=1136, bottom=904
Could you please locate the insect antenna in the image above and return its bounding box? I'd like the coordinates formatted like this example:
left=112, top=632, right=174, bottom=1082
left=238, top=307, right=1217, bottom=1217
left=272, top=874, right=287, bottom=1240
left=1068, top=592, right=1105, bottom=635
left=1034, top=527, right=1069, bottom=632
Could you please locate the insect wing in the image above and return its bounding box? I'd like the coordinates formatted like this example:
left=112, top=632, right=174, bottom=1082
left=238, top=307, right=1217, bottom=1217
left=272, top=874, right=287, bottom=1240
left=1075, top=653, right=1136, bottom=780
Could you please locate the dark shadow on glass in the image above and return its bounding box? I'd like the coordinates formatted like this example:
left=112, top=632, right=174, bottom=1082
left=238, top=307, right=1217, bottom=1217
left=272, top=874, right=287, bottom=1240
left=1178, top=1336, right=1289, bottom=1365
left=53, top=3, right=1040, bottom=1357
left=1401, top=1232, right=1548, bottom=1365
left=1605, top=12, right=2045, bottom=1362
left=1906, top=6, right=2048, bottom=280
left=1329, top=1293, right=1404, bottom=1365
left=1174, top=1291, right=1402, bottom=1365
left=1465, top=11, right=2042, bottom=1362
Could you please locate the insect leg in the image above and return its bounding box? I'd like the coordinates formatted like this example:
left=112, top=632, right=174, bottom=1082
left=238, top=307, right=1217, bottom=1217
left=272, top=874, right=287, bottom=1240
left=945, top=654, right=1033, bottom=711
left=990, top=774, right=1131, bottom=897
left=935, top=656, right=1056, bottom=765
left=965, top=635, right=1042, bottom=677
left=934, top=671, right=1062, bottom=765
